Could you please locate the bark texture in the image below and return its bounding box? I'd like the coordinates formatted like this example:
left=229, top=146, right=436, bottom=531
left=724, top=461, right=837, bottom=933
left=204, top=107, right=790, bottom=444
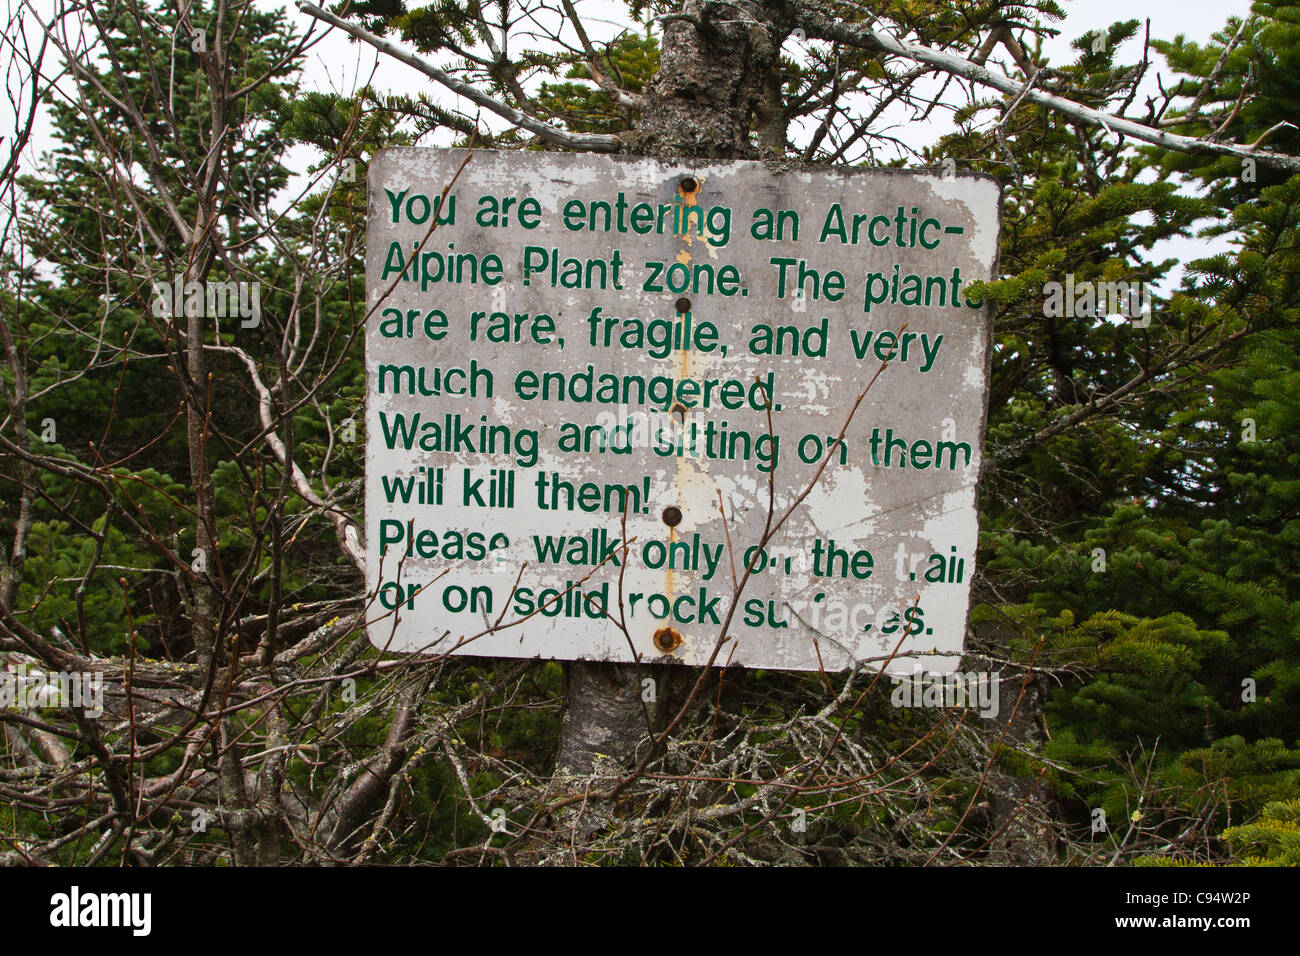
left=968, top=632, right=1061, bottom=865
left=622, top=0, right=794, bottom=159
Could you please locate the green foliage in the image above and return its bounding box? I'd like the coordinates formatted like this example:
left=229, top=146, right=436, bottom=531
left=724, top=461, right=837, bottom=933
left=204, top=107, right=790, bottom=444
left=1222, top=796, right=1300, bottom=864
left=1150, top=2, right=1300, bottom=209
left=14, top=520, right=156, bottom=656
left=536, top=33, right=660, bottom=134
left=937, top=3, right=1300, bottom=862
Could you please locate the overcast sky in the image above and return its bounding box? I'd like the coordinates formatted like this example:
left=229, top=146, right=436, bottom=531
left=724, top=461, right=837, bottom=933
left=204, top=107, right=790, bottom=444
left=6, top=0, right=1255, bottom=172
left=239, top=0, right=1263, bottom=288
left=282, top=0, right=1254, bottom=132
left=5, top=0, right=1258, bottom=283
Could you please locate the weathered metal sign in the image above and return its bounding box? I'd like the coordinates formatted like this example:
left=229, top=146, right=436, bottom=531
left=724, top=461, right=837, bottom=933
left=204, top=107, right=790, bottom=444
left=365, top=148, right=998, bottom=673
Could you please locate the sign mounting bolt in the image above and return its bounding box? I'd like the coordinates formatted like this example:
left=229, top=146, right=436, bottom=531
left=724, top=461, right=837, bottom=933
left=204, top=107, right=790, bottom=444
left=653, top=626, right=683, bottom=653
left=661, top=505, right=683, bottom=527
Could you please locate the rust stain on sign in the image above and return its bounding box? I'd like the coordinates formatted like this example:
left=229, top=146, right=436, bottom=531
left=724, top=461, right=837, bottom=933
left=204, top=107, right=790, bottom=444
left=653, top=626, right=683, bottom=654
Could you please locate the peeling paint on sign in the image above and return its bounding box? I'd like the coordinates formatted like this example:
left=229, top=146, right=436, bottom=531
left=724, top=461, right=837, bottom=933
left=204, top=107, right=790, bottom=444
left=365, top=148, right=998, bottom=674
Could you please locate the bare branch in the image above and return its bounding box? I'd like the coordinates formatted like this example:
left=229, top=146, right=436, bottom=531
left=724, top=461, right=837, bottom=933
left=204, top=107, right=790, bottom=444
left=799, top=6, right=1300, bottom=172
left=296, top=2, right=620, bottom=152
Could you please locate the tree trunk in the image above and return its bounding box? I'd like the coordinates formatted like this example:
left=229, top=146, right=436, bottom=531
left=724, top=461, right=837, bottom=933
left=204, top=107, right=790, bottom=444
left=0, top=316, right=33, bottom=614
left=553, top=0, right=794, bottom=785
left=968, top=627, right=1061, bottom=864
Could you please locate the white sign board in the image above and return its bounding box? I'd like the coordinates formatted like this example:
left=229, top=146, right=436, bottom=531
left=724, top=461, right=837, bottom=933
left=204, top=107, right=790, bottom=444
left=365, top=148, right=998, bottom=673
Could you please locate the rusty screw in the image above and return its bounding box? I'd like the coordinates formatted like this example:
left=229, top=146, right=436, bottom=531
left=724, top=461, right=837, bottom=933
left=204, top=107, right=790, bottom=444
left=661, top=505, right=683, bottom=527
left=679, top=176, right=698, bottom=194
left=653, top=626, right=682, bottom=653
left=675, top=296, right=691, bottom=313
